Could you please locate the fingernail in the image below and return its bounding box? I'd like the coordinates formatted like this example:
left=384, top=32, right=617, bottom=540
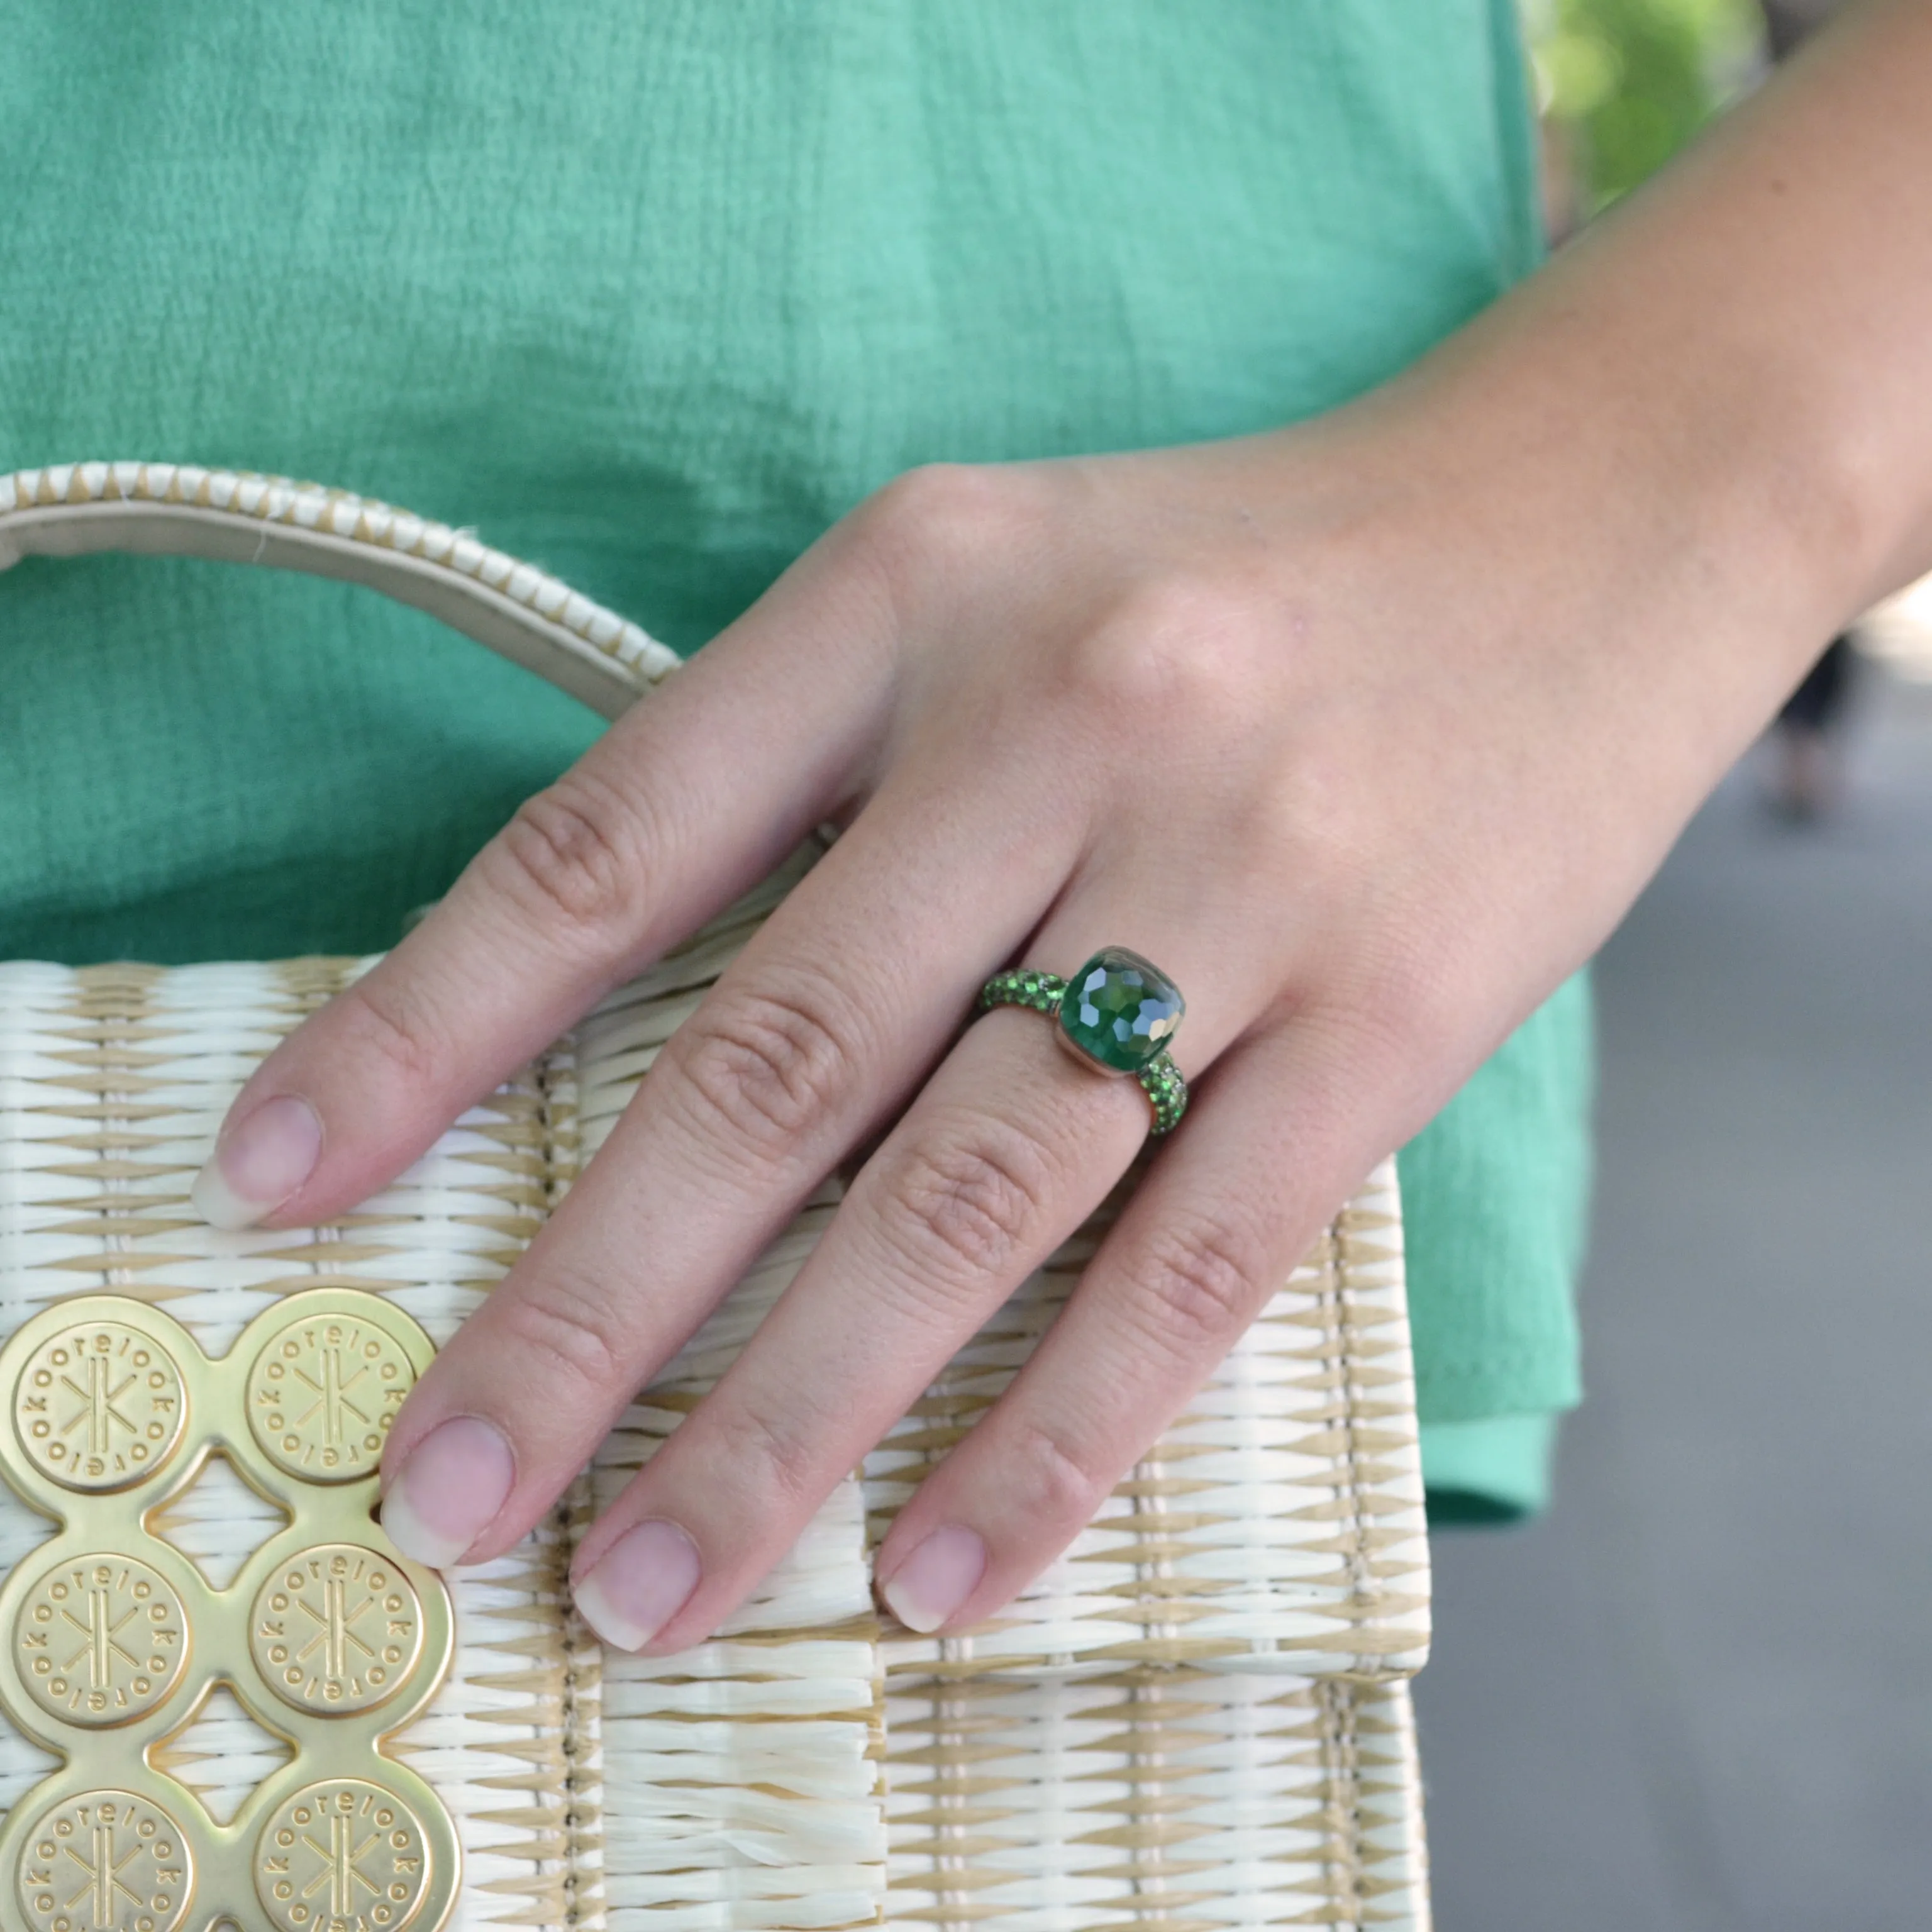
left=573, top=1520, right=702, bottom=1652
left=190, top=1094, right=323, bottom=1230
left=380, top=1416, right=514, bottom=1569
left=879, top=1524, right=987, bottom=1634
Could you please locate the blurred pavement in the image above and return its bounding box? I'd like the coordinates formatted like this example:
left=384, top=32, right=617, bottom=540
left=1414, top=658, right=1932, bottom=1931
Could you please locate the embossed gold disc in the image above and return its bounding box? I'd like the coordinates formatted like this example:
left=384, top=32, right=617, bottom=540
left=14, top=1553, right=189, bottom=1728
left=246, top=1309, right=418, bottom=1482
left=11, top=1319, right=187, bottom=1491
left=17, top=1787, right=193, bottom=1932
left=251, top=1544, right=423, bottom=1716
left=255, top=1777, right=432, bottom=1932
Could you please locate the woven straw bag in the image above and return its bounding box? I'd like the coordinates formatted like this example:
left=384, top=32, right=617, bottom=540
left=0, top=462, right=1433, bottom=1932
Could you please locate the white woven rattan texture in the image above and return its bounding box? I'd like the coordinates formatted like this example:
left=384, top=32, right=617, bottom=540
left=0, top=866, right=1430, bottom=1931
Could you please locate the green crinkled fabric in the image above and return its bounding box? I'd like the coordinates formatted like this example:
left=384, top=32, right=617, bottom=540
left=0, top=0, right=1586, bottom=1515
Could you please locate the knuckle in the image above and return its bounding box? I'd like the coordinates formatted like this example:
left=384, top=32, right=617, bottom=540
left=704, top=1392, right=818, bottom=1513
left=491, top=1275, right=631, bottom=1399
left=1319, top=924, right=1467, bottom=1077
left=1350, top=964, right=1449, bottom=1072
left=491, top=773, right=650, bottom=930
left=674, top=974, right=861, bottom=1156
left=853, top=462, right=1028, bottom=586
left=1120, top=572, right=1242, bottom=647
left=1123, top=1213, right=1266, bottom=1360
left=1066, top=577, right=1259, bottom=734
left=1004, top=1416, right=1109, bottom=1526
left=870, top=460, right=1011, bottom=541
left=877, top=1116, right=1057, bottom=1286
left=339, top=978, right=448, bottom=1092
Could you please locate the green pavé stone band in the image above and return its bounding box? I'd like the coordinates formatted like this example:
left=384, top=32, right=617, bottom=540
left=977, top=948, right=1190, bottom=1135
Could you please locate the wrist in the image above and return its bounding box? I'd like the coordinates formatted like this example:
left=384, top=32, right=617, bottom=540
left=1337, top=263, right=1888, bottom=804
left=1420, top=0, right=1932, bottom=636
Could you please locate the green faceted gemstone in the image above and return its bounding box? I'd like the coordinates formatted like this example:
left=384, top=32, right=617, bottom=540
left=1057, top=948, right=1184, bottom=1073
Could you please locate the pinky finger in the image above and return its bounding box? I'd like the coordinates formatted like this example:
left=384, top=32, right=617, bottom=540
left=869, top=1015, right=1408, bottom=1633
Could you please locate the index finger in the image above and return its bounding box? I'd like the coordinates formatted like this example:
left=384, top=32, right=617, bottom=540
left=187, top=552, right=891, bottom=1233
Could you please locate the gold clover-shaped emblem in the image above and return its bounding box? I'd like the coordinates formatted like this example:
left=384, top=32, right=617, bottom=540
left=0, top=1291, right=460, bottom=1932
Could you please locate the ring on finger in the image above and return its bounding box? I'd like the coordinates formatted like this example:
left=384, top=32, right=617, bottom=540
left=977, top=946, right=1189, bottom=1135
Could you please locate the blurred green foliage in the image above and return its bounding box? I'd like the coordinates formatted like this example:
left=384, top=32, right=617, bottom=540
left=1526, top=0, right=1765, bottom=208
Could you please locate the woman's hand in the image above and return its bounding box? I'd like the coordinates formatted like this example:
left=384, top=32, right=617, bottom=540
left=188, top=0, right=1932, bottom=1648
left=180, top=419, right=1768, bottom=1650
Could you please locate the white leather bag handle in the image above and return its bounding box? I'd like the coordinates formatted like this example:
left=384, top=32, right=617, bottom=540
left=0, top=460, right=683, bottom=719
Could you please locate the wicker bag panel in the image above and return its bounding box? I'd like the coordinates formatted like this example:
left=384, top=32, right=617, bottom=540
left=0, top=464, right=1432, bottom=1929
left=0, top=945, right=1429, bottom=1931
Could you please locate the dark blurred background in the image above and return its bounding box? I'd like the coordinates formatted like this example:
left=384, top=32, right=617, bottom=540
left=1416, top=6, right=1932, bottom=1926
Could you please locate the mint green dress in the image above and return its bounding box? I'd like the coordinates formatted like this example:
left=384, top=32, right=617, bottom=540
left=0, top=1, right=1589, bottom=1519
